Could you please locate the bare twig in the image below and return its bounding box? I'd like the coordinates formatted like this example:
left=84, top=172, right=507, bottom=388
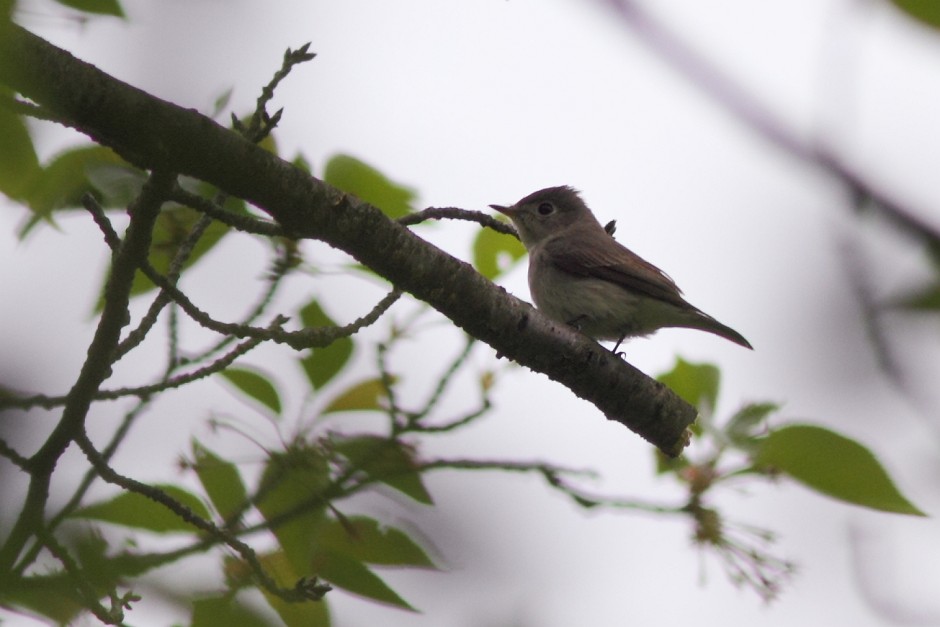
left=0, top=170, right=176, bottom=573
left=234, top=42, right=316, bottom=144
left=75, top=432, right=329, bottom=603
left=399, top=207, right=518, bottom=238
left=170, top=186, right=283, bottom=237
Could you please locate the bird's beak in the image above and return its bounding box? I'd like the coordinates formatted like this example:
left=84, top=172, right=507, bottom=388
left=489, top=203, right=512, bottom=215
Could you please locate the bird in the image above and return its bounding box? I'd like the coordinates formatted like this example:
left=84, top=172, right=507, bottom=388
left=489, top=185, right=752, bottom=350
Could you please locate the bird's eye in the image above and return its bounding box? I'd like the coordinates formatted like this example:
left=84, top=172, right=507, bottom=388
left=537, top=202, right=554, bottom=216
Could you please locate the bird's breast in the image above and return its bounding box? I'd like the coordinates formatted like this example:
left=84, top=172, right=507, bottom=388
left=527, top=249, right=641, bottom=341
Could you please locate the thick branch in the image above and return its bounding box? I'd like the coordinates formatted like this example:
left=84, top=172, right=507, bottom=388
left=0, top=25, right=695, bottom=454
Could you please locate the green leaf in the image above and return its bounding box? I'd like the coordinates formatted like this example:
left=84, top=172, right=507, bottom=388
left=312, top=550, right=416, bottom=611
left=724, top=402, right=778, bottom=449
left=0, top=533, right=118, bottom=626
left=0, top=105, right=41, bottom=200
left=300, top=297, right=337, bottom=328
left=657, top=358, right=720, bottom=418
left=84, top=162, right=147, bottom=207
left=293, top=152, right=313, bottom=174
left=211, top=87, right=234, bottom=119
left=255, top=552, right=332, bottom=627
left=654, top=449, right=690, bottom=475
left=53, top=0, right=125, bottom=17
left=894, top=283, right=940, bottom=312
left=191, top=595, right=272, bottom=627
left=192, top=440, right=248, bottom=521
left=298, top=299, right=354, bottom=390
left=891, top=0, right=940, bottom=28
left=322, top=377, right=392, bottom=414
left=332, top=435, right=433, bottom=505
left=317, top=515, right=435, bottom=568
left=1, top=574, right=85, bottom=625
left=472, top=223, right=526, bottom=280
left=123, top=203, right=232, bottom=301
left=256, top=446, right=331, bottom=574
left=220, top=366, right=282, bottom=415
left=754, top=424, right=926, bottom=516
left=72, top=484, right=211, bottom=533
left=323, top=154, right=416, bottom=219
left=26, top=145, right=129, bottom=217
left=301, top=342, right=354, bottom=391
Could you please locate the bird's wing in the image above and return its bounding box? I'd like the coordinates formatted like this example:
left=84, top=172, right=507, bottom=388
left=544, top=235, right=689, bottom=308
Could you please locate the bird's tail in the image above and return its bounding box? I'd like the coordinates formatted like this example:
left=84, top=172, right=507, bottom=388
left=683, top=311, right=753, bottom=349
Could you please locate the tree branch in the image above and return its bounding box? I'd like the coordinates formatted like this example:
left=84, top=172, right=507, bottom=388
left=0, top=24, right=696, bottom=455
left=0, top=169, right=175, bottom=572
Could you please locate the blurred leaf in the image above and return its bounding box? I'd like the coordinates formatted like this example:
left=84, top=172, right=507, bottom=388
left=257, top=130, right=278, bottom=155
left=332, top=435, right=433, bottom=505
left=1, top=574, right=84, bottom=625
left=256, top=446, right=330, bottom=574
left=300, top=298, right=336, bottom=329
left=257, top=552, right=332, bottom=627
left=72, top=484, right=211, bottom=533
left=323, top=154, right=416, bottom=219
left=110, top=203, right=232, bottom=305
left=322, top=377, right=392, bottom=414
left=298, top=299, right=354, bottom=390
left=144, top=203, right=230, bottom=276
left=891, top=0, right=940, bottom=28
left=724, top=402, right=778, bottom=449
left=220, top=366, right=282, bottom=415
left=191, top=595, right=272, bottom=627
left=54, top=0, right=125, bottom=16
left=654, top=449, right=690, bottom=475
left=192, top=440, right=249, bottom=521
left=754, top=424, right=926, bottom=516
left=71, top=531, right=120, bottom=587
left=293, top=152, right=312, bottom=174
left=211, top=87, right=234, bottom=119
left=84, top=162, right=146, bottom=206
left=472, top=223, right=526, bottom=280
left=183, top=176, right=250, bottom=216
left=656, top=358, right=720, bottom=425
left=25, top=145, right=129, bottom=217
left=312, top=550, right=416, bottom=611
left=894, top=283, right=940, bottom=312
left=317, top=515, right=435, bottom=568
left=0, top=534, right=120, bottom=622
left=301, top=341, right=354, bottom=393
left=0, top=105, right=41, bottom=200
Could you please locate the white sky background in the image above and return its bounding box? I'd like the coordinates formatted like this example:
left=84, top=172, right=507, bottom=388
left=4, top=0, right=940, bottom=625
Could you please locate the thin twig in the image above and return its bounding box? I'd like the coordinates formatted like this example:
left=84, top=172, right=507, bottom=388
left=235, top=43, right=316, bottom=143
left=0, top=170, right=176, bottom=574
left=169, top=187, right=283, bottom=237
left=181, top=243, right=297, bottom=365
left=0, top=438, right=30, bottom=470
left=36, top=527, right=130, bottom=625
left=400, top=207, right=518, bottom=238
left=409, top=335, right=477, bottom=422
left=75, top=432, right=329, bottom=603
left=0, top=290, right=402, bottom=411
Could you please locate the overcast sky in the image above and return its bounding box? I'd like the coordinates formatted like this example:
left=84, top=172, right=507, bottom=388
left=5, top=0, right=940, bottom=625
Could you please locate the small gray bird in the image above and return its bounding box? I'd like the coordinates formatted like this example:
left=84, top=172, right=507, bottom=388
left=490, top=185, right=752, bottom=350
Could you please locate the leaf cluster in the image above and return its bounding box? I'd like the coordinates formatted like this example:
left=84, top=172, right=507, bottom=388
left=652, top=358, right=924, bottom=600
